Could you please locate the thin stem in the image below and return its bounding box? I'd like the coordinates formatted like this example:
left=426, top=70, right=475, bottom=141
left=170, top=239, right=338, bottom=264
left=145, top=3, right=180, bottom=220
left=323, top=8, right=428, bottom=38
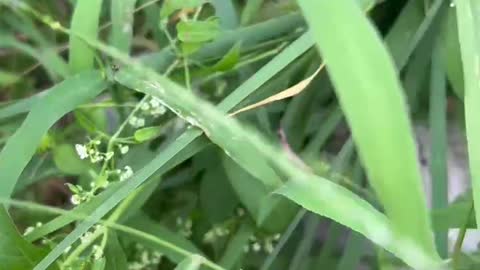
left=452, top=202, right=474, bottom=269
left=183, top=57, right=192, bottom=90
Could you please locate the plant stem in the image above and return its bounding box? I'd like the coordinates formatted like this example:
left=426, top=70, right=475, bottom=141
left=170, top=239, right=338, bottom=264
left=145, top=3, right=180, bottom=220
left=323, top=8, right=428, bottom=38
left=452, top=202, right=474, bottom=269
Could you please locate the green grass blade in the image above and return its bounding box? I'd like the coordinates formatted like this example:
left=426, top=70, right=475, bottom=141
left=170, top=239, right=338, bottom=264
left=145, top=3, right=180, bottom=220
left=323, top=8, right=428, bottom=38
left=385, top=0, right=445, bottom=70
left=429, top=41, right=448, bottom=258
left=439, top=7, right=464, bottom=98
left=296, top=0, right=439, bottom=261
left=69, top=0, right=103, bottom=72
left=110, top=0, right=137, bottom=52
left=454, top=0, right=480, bottom=229
left=0, top=71, right=107, bottom=199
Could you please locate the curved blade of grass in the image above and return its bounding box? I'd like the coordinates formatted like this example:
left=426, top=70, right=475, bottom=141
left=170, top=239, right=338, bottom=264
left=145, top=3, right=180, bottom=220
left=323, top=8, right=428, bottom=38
left=110, top=0, right=137, bottom=52
left=69, top=0, right=103, bottom=72
left=296, top=0, right=439, bottom=261
left=385, top=0, right=445, bottom=70
left=454, top=0, right=480, bottom=228
left=0, top=71, right=107, bottom=199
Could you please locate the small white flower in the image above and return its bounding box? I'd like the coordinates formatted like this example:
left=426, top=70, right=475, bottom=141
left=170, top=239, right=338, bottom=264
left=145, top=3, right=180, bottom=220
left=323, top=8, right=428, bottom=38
left=252, top=242, right=261, bottom=252
left=120, top=166, right=134, bottom=181
left=70, top=194, right=82, bottom=205
left=92, top=245, right=104, bottom=260
left=23, top=226, right=35, bottom=236
left=119, top=145, right=129, bottom=154
left=129, top=116, right=145, bottom=128
left=140, top=102, right=150, bottom=111
left=151, top=106, right=167, bottom=116
left=149, top=97, right=161, bottom=108
left=63, top=245, right=72, bottom=254
left=80, top=231, right=93, bottom=244
left=35, top=222, right=43, bottom=227
left=75, top=144, right=88, bottom=159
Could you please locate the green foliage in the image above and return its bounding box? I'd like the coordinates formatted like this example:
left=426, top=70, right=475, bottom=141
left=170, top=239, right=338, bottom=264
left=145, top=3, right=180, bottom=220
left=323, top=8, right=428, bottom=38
left=1, top=0, right=480, bottom=269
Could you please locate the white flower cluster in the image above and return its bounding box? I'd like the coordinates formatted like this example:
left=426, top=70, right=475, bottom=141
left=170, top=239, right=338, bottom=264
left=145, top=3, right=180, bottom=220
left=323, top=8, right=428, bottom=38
left=75, top=140, right=114, bottom=163
left=203, top=225, right=231, bottom=243
left=118, top=166, right=134, bottom=181
left=128, top=244, right=163, bottom=270
left=176, top=217, right=193, bottom=238
left=128, top=96, right=167, bottom=129
left=92, top=244, right=104, bottom=260
left=243, top=233, right=281, bottom=254
left=66, top=183, right=92, bottom=205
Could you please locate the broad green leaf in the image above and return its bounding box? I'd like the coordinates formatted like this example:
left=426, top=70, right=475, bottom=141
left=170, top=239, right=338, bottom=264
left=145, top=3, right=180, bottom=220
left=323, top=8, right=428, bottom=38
left=134, top=126, right=163, bottom=142
left=174, top=255, right=203, bottom=270
left=455, top=0, right=480, bottom=227
left=177, top=18, right=221, bottom=44
left=296, top=0, right=439, bottom=262
left=69, top=0, right=103, bottom=72
left=110, top=0, right=138, bottom=52
left=160, top=0, right=204, bottom=20
left=53, top=144, right=90, bottom=175
left=0, top=208, right=53, bottom=269
left=0, top=71, right=107, bottom=199
left=104, top=232, right=128, bottom=270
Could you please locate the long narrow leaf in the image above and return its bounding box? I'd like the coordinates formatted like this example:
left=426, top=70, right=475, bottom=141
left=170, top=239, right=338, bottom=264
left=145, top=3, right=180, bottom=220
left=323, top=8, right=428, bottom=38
left=0, top=71, right=107, bottom=199
left=110, top=0, right=137, bottom=52
left=454, top=0, right=480, bottom=228
left=296, top=0, right=440, bottom=261
left=69, top=0, right=103, bottom=72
